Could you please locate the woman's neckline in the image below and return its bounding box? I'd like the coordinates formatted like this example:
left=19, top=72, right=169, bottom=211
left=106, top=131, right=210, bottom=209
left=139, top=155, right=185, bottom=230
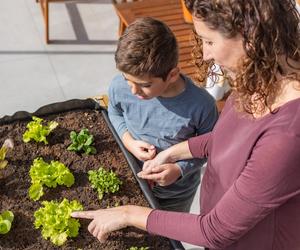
left=252, top=96, right=300, bottom=120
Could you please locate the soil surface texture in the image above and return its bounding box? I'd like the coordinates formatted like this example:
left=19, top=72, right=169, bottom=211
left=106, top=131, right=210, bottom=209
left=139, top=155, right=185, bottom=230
left=0, top=109, right=171, bottom=250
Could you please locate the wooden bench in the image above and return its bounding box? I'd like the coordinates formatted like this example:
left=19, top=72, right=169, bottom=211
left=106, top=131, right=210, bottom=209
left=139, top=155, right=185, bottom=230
left=113, top=0, right=226, bottom=112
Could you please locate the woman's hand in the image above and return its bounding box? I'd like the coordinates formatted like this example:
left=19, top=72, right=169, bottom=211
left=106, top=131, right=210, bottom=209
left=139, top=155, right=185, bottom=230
left=71, top=206, right=128, bottom=243
left=142, top=140, right=192, bottom=172
left=138, top=163, right=181, bottom=186
left=142, top=149, right=172, bottom=172
left=71, top=205, right=152, bottom=243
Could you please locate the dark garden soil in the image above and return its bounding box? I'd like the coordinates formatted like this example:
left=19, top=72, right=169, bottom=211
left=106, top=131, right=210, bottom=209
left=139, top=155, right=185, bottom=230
left=0, top=109, right=171, bottom=250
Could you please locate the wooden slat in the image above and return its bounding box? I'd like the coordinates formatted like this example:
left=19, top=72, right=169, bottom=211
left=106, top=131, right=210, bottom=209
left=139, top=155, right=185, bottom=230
left=179, top=60, right=194, bottom=68
left=179, top=54, right=193, bottom=62
left=130, top=0, right=180, bottom=11
left=133, top=4, right=180, bottom=14
left=177, top=35, right=193, bottom=43
left=179, top=47, right=192, bottom=54
left=178, top=40, right=193, bottom=49
left=136, top=9, right=183, bottom=17
left=168, top=24, right=192, bottom=32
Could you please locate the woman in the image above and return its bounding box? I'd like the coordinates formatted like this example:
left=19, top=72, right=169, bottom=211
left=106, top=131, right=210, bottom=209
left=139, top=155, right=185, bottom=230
left=72, top=0, right=300, bottom=249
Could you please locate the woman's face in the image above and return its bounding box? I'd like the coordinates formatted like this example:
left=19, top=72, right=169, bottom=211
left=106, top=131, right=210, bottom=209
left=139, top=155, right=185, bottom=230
left=193, top=17, right=246, bottom=78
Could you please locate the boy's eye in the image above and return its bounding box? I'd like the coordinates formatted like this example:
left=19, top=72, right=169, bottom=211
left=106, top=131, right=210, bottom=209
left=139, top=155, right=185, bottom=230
left=141, top=84, right=151, bottom=88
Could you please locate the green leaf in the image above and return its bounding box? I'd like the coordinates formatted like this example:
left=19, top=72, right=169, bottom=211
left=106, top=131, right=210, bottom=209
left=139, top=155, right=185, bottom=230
left=0, top=210, right=14, bottom=234
left=34, top=199, right=83, bottom=246
left=85, top=136, right=93, bottom=146
left=22, top=116, right=58, bottom=144
left=0, top=220, right=11, bottom=234
left=1, top=211, right=14, bottom=223
left=0, top=146, right=7, bottom=161
left=51, top=232, right=68, bottom=246
left=0, top=160, right=8, bottom=170
left=29, top=158, right=74, bottom=200
left=88, top=167, right=122, bottom=200
left=67, top=218, right=80, bottom=237
left=29, top=182, right=44, bottom=201
left=0, top=145, right=9, bottom=170
left=67, top=129, right=96, bottom=155
left=59, top=172, right=75, bottom=187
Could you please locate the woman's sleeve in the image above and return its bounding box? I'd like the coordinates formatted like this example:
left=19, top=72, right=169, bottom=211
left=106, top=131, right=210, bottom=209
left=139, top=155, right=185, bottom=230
left=147, top=131, right=300, bottom=248
left=188, top=132, right=212, bottom=158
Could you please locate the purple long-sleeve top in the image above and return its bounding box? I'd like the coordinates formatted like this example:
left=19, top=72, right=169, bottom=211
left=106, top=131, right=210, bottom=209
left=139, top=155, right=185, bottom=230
left=147, top=97, right=300, bottom=250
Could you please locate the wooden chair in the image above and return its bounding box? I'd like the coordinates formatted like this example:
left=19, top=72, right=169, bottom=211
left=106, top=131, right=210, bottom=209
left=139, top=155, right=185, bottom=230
left=37, top=0, right=96, bottom=44
left=112, top=0, right=140, bottom=36
left=37, top=0, right=68, bottom=43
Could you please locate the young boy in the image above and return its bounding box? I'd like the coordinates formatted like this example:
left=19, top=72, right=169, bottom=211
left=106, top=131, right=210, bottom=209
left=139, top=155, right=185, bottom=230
left=108, top=17, right=218, bottom=212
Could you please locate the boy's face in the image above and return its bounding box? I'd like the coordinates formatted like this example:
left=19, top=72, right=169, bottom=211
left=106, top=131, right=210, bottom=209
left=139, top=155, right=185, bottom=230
left=122, top=70, right=178, bottom=99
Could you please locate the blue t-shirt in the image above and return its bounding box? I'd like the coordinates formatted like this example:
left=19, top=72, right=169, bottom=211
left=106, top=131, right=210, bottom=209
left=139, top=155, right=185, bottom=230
left=108, top=74, right=218, bottom=201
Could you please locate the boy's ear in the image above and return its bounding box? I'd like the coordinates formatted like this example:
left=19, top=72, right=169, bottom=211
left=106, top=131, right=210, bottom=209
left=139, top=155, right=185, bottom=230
left=167, top=67, right=180, bottom=82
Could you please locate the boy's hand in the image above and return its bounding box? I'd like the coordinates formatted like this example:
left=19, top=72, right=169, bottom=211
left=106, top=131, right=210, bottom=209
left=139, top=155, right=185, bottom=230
left=122, top=132, right=156, bottom=161
left=142, top=150, right=171, bottom=172
left=137, top=163, right=181, bottom=186
left=129, top=140, right=156, bottom=161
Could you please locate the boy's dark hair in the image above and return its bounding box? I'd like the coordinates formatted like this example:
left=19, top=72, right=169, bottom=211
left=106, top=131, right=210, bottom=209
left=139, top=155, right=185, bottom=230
left=115, top=17, right=178, bottom=81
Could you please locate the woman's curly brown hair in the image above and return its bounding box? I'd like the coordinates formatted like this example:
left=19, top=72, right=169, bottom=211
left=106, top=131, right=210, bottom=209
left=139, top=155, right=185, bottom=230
left=185, top=0, right=300, bottom=114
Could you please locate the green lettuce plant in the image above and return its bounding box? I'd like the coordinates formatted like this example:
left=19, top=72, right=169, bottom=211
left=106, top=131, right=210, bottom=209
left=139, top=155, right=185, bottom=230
left=88, top=167, right=122, bottom=200
left=0, top=210, right=14, bottom=234
left=29, top=157, right=75, bottom=201
left=0, top=139, right=14, bottom=170
left=23, top=116, right=58, bottom=144
left=34, top=199, right=83, bottom=246
left=67, top=128, right=96, bottom=155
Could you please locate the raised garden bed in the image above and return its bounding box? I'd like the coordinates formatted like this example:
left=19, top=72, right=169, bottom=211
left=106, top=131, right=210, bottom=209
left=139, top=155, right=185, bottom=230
left=0, top=99, right=182, bottom=250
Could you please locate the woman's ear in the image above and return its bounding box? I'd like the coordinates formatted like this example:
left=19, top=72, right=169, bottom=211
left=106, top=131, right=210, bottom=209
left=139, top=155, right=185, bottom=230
left=167, top=67, right=180, bottom=82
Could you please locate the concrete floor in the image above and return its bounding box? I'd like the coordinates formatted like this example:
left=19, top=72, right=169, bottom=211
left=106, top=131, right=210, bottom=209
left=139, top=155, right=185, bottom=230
left=0, top=0, right=119, bottom=117
left=0, top=1, right=203, bottom=249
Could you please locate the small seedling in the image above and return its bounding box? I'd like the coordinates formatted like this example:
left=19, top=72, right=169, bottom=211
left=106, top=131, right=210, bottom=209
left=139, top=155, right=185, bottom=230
left=67, top=128, right=96, bottom=155
left=0, top=139, right=14, bottom=170
left=34, top=199, right=83, bottom=246
left=0, top=210, right=14, bottom=234
left=29, top=157, right=75, bottom=201
left=23, top=116, right=58, bottom=144
left=88, top=167, right=122, bottom=200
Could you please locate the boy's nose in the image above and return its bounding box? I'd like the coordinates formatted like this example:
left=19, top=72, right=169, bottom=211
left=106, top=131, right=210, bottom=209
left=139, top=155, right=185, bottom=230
left=130, top=84, right=139, bottom=95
